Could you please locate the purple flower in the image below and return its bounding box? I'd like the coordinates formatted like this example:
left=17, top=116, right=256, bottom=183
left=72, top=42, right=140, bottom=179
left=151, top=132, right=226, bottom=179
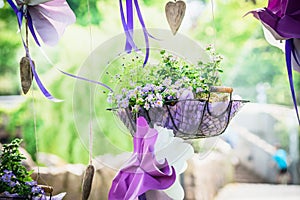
left=1, top=192, right=19, bottom=197
left=25, top=180, right=37, bottom=187
left=31, top=185, right=45, bottom=195
left=108, top=117, right=176, bottom=200
left=119, top=99, right=129, bottom=108
left=1, top=170, right=15, bottom=183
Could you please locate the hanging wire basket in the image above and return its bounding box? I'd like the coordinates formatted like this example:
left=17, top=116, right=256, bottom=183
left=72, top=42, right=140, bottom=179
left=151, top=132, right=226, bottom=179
left=109, top=86, right=248, bottom=139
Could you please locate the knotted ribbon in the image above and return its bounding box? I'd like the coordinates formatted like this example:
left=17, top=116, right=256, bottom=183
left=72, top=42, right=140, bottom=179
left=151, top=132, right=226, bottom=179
left=7, top=0, right=76, bottom=102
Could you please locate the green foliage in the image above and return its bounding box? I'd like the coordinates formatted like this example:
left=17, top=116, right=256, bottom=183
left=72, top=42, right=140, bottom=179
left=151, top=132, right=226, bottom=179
left=3, top=103, right=39, bottom=161
left=107, top=47, right=223, bottom=113
left=68, top=0, right=102, bottom=26
left=0, top=4, right=22, bottom=95
left=0, top=138, right=33, bottom=196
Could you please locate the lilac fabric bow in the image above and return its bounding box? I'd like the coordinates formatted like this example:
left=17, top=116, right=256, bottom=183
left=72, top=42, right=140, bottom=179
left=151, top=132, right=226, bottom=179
left=7, top=0, right=76, bottom=46
left=248, top=0, right=300, bottom=124
left=108, top=117, right=176, bottom=200
left=6, top=0, right=75, bottom=101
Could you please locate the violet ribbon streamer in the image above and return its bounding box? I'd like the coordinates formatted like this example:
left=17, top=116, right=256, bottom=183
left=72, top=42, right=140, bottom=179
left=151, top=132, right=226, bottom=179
left=7, top=0, right=60, bottom=101
left=285, top=39, right=300, bottom=124
left=108, top=117, right=176, bottom=200
left=119, top=0, right=150, bottom=65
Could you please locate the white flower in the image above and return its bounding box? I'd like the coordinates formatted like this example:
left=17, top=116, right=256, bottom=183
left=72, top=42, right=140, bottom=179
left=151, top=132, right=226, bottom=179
left=156, top=93, right=163, bottom=101
left=144, top=102, right=150, bottom=110
left=0, top=0, right=4, bottom=8
left=154, top=100, right=163, bottom=107
left=154, top=125, right=194, bottom=200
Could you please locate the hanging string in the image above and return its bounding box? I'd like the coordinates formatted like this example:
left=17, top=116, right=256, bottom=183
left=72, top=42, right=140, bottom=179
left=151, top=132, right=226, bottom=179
left=81, top=2, right=96, bottom=200
left=31, top=84, right=40, bottom=180
left=25, top=19, right=40, bottom=181
left=87, top=0, right=93, bottom=166
left=210, top=0, right=217, bottom=50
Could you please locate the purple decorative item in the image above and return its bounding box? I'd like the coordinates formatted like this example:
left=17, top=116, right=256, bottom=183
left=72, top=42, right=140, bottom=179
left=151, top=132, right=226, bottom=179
left=119, top=0, right=150, bottom=65
left=247, top=0, right=300, bottom=124
left=108, top=117, right=176, bottom=200
left=7, top=0, right=76, bottom=46
left=6, top=0, right=75, bottom=102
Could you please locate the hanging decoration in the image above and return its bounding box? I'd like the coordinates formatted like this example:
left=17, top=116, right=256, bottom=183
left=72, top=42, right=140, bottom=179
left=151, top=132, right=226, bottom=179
left=81, top=164, right=95, bottom=200
left=119, top=0, right=151, bottom=65
left=165, top=0, right=186, bottom=35
left=108, top=117, right=193, bottom=200
left=247, top=0, right=300, bottom=124
left=6, top=0, right=76, bottom=101
left=19, top=56, right=34, bottom=94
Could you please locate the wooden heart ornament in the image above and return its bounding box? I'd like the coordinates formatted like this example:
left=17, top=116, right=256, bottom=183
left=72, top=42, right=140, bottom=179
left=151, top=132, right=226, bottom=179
left=165, top=0, right=186, bottom=35
left=20, top=56, right=34, bottom=94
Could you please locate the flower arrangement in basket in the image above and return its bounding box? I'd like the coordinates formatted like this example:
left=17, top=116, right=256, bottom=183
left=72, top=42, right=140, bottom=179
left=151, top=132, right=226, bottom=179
left=107, top=46, right=248, bottom=139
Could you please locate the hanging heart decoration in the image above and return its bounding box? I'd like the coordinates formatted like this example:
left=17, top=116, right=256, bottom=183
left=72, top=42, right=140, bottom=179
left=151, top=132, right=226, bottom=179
left=165, top=0, right=186, bottom=35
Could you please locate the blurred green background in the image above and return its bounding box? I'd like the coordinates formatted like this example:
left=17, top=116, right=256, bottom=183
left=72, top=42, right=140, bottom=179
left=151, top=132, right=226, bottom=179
left=0, top=0, right=299, bottom=164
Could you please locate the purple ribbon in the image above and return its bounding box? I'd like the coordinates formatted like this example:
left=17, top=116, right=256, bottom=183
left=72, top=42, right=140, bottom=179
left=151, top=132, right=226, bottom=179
left=6, top=0, right=112, bottom=101
left=119, top=0, right=150, bottom=65
left=58, top=69, right=113, bottom=92
left=285, top=39, right=300, bottom=125
left=108, top=117, right=176, bottom=200
left=7, top=0, right=41, bottom=46
left=7, top=0, right=61, bottom=101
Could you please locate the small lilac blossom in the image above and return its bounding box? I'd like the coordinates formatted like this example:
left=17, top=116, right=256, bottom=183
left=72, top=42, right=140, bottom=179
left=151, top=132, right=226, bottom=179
left=1, top=170, right=15, bottom=183
left=174, top=80, right=183, bottom=88
left=167, top=95, right=175, bottom=100
left=146, top=94, right=154, bottom=102
left=107, top=93, right=113, bottom=103
left=143, top=84, right=153, bottom=92
left=163, top=78, right=172, bottom=87
left=156, top=85, right=164, bottom=92
left=119, top=99, right=129, bottom=108
left=25, top=180, right=37, bottom=187
left=1, top=192, right=19, bottom=197
left=31, top=185, right=45, bottom=195
left=121, top=88, right=127, bottom=94
left=8, top=180, right=17, bottom=187
left=127, top=90, right=136, bottom=99
left=115, top=94, right=122, bottom=101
